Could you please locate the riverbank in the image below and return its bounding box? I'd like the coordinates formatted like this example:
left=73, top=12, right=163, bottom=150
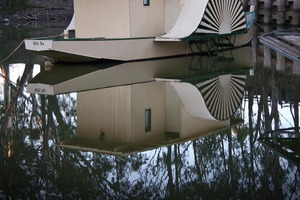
left=0, top=0, right=74, bottom=65
left=0, top=0, right=73, bottom=26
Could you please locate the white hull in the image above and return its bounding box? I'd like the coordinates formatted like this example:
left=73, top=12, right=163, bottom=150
left=24, top=31, right=252, bottom=62
left=25, top=37, right=194, bottom=62
left=27, top=47, right=254, bottom=95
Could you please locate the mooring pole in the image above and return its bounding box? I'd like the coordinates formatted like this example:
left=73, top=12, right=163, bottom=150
left=264, top=47, right=272, bottom=68
left=250, top=0, right=258, bottom=21
left=293, top=61, right=300, bottom=73
left=264, top=0, right=272, bottom=24
left=277, top=0, right=287, bottom=25
left=276, top=53, right=285, bottom=71
left=241, top=0, right=248, bottom=11
left=293, top=0, right=300, bottom=26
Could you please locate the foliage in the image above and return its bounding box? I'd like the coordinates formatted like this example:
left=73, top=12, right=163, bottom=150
left=3, top=0, right=29, bottom=11
left=0, top=48, right=299, bottom=199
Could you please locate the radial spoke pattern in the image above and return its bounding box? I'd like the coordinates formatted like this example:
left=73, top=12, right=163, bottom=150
left=196, top=74, right=246, bottom=120
left=198, top=0, right=247, bottom=34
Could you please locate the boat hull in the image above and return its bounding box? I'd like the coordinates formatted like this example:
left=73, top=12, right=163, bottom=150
left=25, top=37, right=195, bottom=62
left=24, top=30, right=253, bottom=63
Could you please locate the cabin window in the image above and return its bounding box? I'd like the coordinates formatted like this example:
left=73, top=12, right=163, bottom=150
left=145, top=109, right=151, bottom=132
left=143, top=0, right=150, bottom=6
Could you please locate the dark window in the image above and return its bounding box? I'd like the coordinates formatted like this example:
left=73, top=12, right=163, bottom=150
left=143, top=0, right=150, bottom=6
left=145, top=109, right=151, bottom=132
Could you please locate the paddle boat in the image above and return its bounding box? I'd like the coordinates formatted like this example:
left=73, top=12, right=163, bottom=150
left=24, top=0, right=255, bottom=62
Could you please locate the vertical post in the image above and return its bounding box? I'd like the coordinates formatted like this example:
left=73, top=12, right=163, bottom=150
left=251, top=25, right=258, bottom=65
left=293, top=0, right=300, bottom=26
left=250, top=0, right=258, bottom=21
left=241, top=0, right=248, bottom=11
left=293, top=61, right=300, bottom=73
left=263, top=24, right=273, bottom=68
left=63, top=30, right=69, bottom=39
left=277, top=0, right=287, bottom=25
left=264, top=0, right=272, bottom=24
left=250, top=0, right=258, bottom=9
left=276, top=53, right=285, bottom=71
left=264, top=46, right=272, bottom=68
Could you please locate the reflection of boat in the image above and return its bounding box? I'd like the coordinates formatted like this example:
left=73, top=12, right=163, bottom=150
left=24, top=0, right=255, bottom=62
left=58, top=78, right=245, bottom=155
left=27, top=47, right=253, bottom=95
left=51, top=48, right=252, bottom=155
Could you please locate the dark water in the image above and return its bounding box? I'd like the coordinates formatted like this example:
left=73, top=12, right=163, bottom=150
left=0, top=24, right=300, bottom=199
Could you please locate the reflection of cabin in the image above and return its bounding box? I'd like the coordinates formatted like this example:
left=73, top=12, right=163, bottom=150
left=59, top=81, right=233, bottom=155
left=77, top=81, right=229, bottom=143
left=73, top=0, right=183, bottom=38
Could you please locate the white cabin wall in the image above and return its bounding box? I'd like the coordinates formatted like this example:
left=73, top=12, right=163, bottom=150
left=131, top=82, right=166, bottom=143
left=129, top=0, right=165, bottom=37
left=77, top=86, right=132, bottom=143
left=165, top=83, right=181, bottom=133
left=164, top=0, right=180, bottom=33
left=74, top=0, right=131, bottom=38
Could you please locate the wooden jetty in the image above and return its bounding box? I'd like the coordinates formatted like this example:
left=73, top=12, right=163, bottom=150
left=259, top=28, right=300, bottom=71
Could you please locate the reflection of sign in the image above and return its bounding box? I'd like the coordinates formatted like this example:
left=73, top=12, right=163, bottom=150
left=34, top=88, right=46, bottom=93
left=27, top=84, right=53, bottom=95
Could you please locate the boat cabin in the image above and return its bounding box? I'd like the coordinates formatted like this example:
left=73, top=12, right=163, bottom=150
left=71, top=0, right=249, bottom=39
left=58, top=81, right=232, bottom=155
left=72, top=0, right=183, bottom=38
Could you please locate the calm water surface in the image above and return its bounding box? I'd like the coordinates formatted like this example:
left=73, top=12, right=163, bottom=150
left=0, top=24, right=300, bottom=199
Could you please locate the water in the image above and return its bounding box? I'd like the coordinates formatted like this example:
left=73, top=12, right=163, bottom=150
left=0, top=24, right=300, bottom=199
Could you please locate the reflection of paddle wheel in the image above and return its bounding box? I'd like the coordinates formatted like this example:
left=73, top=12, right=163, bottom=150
left=187, top=53, right=235, bottom=74
left=196, top=74, right=246, bottom=120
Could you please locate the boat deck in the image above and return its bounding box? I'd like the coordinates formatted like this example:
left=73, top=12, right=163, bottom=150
left=259, top=28, right=300, bottom=64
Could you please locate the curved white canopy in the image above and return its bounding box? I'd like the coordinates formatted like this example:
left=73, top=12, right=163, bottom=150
left=196, top=74, right=246, bottom=120
left=168, top=82, right=215, bottom=120
left=155, top=0, right=247, bottom=41
left=155, top=0, right=209, bottom=41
